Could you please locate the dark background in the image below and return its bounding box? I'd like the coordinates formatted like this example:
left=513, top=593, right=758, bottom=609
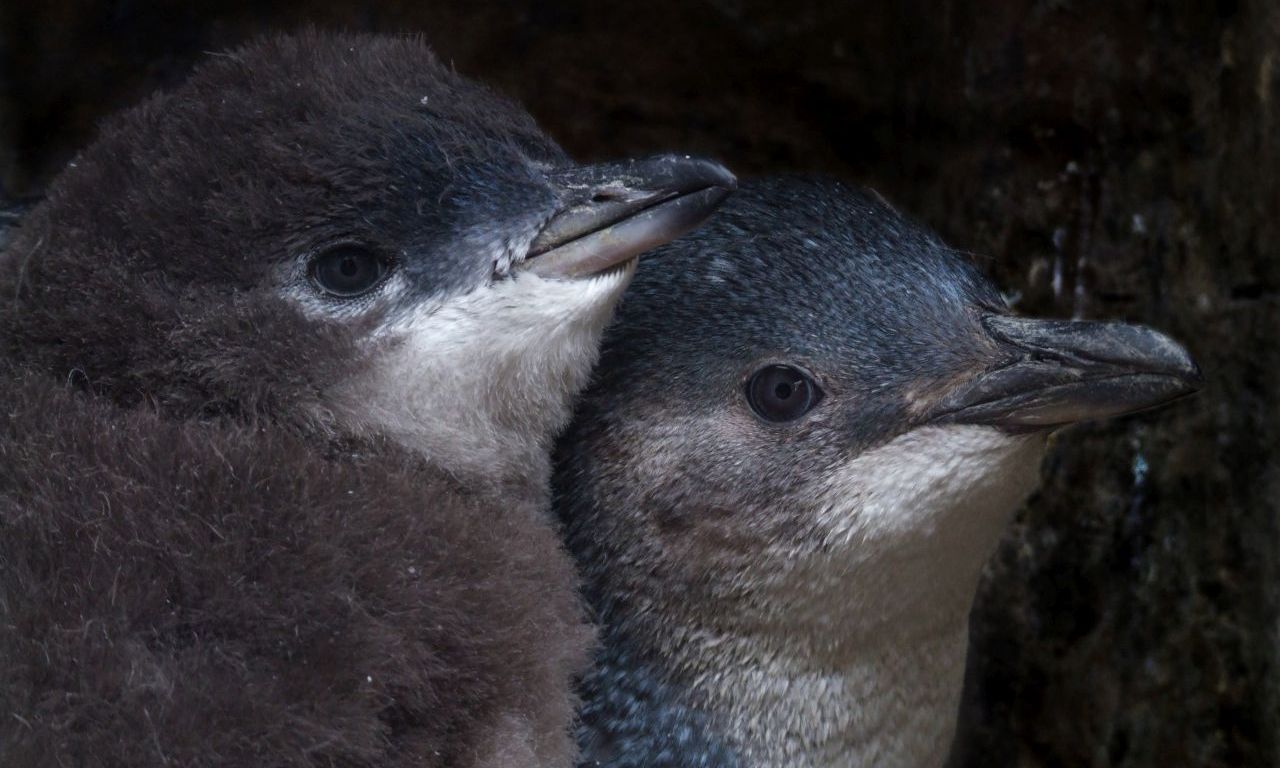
left=2, top=2, right=1276, bottom=765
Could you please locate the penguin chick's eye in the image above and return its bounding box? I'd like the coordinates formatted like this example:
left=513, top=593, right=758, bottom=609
left=310, top=245, right=392, bottom=298
left=746, top=364, right=824, bottom=423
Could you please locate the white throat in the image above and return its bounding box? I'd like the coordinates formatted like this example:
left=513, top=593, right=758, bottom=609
left=662, top=426, right=1046, bottom=768
left=330, top=266, right=633, bottom=491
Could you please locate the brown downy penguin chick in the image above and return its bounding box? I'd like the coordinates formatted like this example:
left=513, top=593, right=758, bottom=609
left=554, top=177, right=1200, bottom=768
left=0, top=33, right=733, bottom=768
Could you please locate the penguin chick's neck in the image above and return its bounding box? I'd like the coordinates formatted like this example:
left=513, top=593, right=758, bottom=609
left=333, top=267, right=633, bottom=495
left=596, top=426, right=1045, bottom=768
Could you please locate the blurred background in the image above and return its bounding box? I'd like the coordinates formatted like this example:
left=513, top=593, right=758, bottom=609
left=2, top=1, right=1276, bottom=765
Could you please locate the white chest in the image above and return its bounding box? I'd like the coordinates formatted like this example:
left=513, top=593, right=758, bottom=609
left=660, top=426, right=1047, bottom=767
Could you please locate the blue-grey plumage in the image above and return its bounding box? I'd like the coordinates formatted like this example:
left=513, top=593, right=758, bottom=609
left=555, top=176, right=1199, bottom=768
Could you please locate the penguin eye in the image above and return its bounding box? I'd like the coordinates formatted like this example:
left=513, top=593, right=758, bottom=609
left=745, top=364, right=824, bottom=423
left=310, top=245, right=391, bottom=298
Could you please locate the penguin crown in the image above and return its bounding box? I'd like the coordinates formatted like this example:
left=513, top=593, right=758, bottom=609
left=1, top=33, right=557, bottom=410
left=1, top=32, right=733, bottom=474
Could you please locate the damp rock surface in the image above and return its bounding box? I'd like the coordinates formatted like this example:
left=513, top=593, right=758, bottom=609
left=3, top=2, right=1276, bottom=765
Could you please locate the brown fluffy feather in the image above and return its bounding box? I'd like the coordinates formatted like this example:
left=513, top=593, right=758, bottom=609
left=0, top=32, right=591, bottom=768
left=0, top=367, right=591, bottom=767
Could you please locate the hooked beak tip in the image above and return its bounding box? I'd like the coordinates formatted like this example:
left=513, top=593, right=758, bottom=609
left=520, top=155, right=735, bottom=279
left=932, top=314, right=1202, bottom=431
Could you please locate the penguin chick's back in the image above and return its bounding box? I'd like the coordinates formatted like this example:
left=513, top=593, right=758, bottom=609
left=0, top=370, right=593, bottom=768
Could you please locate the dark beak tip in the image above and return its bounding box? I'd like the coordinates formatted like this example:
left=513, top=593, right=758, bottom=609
left=1137, top=328, right=1204, bottom=395
left=677, top=156, right=737, bottom=192
left=522, top=153, right=736, bottom=279
left=628, top=153, right=738, bottom=195
left=1176, top=358, right=1205, bottom=392
left=937, top=315, right=1205, bottom=430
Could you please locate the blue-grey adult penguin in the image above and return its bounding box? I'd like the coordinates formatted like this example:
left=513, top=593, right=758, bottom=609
left=0, top=32, right=733, bottom=768
left=554, top=177, right=1200, bottom=768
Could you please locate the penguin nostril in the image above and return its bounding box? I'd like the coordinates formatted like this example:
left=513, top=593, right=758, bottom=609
left=588, top=184, right=640, bottom=205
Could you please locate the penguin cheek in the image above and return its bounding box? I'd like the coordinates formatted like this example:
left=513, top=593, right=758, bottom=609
left=808, top=426, right=1046, bottom=557
left=649, top=512, right=789, bottom=593
left=653, top=462, right=822, bottom=565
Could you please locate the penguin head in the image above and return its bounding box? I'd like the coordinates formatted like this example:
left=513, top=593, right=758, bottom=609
left=1, top=33, right=733, bottom=476
left=557, top=176, right=1199, bottom=638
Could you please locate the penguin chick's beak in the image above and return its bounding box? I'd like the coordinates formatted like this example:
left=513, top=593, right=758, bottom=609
left=521, top=155, right=736, bottom=279
left=931, top=315, right=1203, bottom=431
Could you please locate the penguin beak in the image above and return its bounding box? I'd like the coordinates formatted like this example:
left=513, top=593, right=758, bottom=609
left=521, top=155, right=736, bottom=278
left=931, top=315, right=1203, bottom=431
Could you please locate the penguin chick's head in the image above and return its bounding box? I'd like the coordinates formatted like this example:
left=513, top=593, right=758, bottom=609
left=0, top=33, right=733, bottom=475
left=557, top=177, right=1199, bottom=765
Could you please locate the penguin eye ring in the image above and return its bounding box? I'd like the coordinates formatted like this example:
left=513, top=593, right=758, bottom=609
left=745, top=364, right=824, bottom=423
left=309, top=244, right=394, bottom=298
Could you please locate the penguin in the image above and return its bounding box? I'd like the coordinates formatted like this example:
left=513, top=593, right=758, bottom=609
left=553, top=176, right=1201, bottom=768
left=0, top=32, right=733, bottom=768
